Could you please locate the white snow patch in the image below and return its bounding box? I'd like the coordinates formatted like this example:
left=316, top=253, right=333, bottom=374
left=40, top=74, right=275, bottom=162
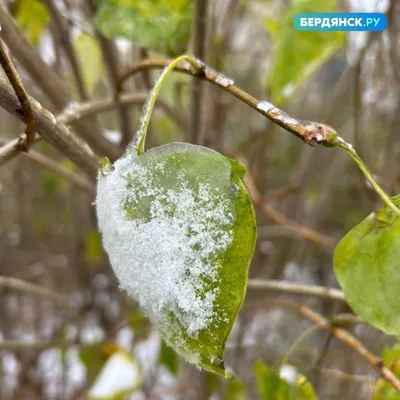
left=88, top=352, right=141, bottom=399
left=96, top=150, right=235, bottom=360
left=280, top=364, right=298, bottom=384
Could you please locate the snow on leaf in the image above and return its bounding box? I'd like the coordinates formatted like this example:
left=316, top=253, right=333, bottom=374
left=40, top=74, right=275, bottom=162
left=96, top=142, right=257, bottom=377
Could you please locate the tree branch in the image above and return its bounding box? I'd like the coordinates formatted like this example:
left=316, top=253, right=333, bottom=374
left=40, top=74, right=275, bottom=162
left=58, top=92, right=186, bottom=131
left=0, top=38, right=35, bottom=149
left=0, top=76, right=98, bottom=178
left=0, top=275, right=77, bottom=316
left=43, top=0, right=89, bottom=100
left=0, top=339, right=71, bottom=351
left=0, top=5, right=118, bottom=159
left=115, top=57, right=337, bottom=147
left=191, top=0, right=208, bottom=143
left=247, top=279, right=344, bottom=302
left=275, top=300, right=400, bottom=394
left=238, top=155, right=335, bottom=249
left=0, top=138, right=95, bottom=193
left=86, top=1, right=134, bottom=148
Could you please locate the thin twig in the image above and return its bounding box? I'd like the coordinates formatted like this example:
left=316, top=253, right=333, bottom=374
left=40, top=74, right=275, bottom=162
left=0, top=5, right=118, bottom=159
left=23, top=150, right=96, bottom=194
left=43, top=0, right=89, bottom=100
left=115, top=58, right=337, bottom=147
left=191, top=0, right=208, bottom=143
left=86, top=1, right=134, bottom=148
left=0, top=276, right=77, bottom=315
left=275, top=300, right=400, bottom=394
left=0, top=138, right=95, bottom=193
left=0, top=38, right=35, bottom=149
left=0, top=339, right=71, bottom=351
left=238, top=154, right=335, bottom=249
left=0, top=76, right=99, bottom=177
left=58, top=92, right=187, bottom=131
left=247, top=279, right=344, bottom=302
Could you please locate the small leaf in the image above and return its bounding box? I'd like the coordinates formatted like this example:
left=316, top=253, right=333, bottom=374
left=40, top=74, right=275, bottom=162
left=94, top=0, right=193, bottom=55
left=225, top=379, right=248, bottom=400
left=88, top=351, right=142, bottom=400
left=334, top=195, right=400, bottom=334
left=79, top=343, right=109, bottom=383
left=73, top=33, right=105, bottom=94
left=96, top=143, right=257, bottom=377
left=84, top=231, right=103, bottom=264
left=159, top=339, right=179, bottom=375
left=14, top=0, right=50, bottom=45
left=266, top=0, right=344, bottom=105
left=373, top=344, right=400, bottom=399
left=253, top=360, right=317, bottom=399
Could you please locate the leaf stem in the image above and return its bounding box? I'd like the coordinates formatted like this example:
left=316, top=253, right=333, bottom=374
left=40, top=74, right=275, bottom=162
left=131, top=55, right=201, bottom=155
left=337, top=138, right=400, bottom=216
left=278, top=323, right=322, bottom=374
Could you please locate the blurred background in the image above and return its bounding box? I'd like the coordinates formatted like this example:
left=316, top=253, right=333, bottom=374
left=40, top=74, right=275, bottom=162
left=0, top=0, right=400, bottom=399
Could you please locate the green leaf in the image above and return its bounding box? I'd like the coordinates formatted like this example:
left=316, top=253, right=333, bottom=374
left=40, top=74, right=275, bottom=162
left=84, top=231, right=103, bottom=264
left=127, top=312, right=152, bottom=342
left=88, top=350, right=142, bottom=400
left=14, top=0, right=50, bottom=45
left=266, top=0, right=344, bottom=105
left=73, top=33, right=105, bottom=95
left=159, top=339, right=179, bottom=375
left=333, top=195, right=400, bottom=334
left=373, top=344, right=400, bottom=399
left=96, top=143, right=258, bottom=377
left=225, top=379, right=248, bottom=400
left=94, top=0, right=193, bottom=55
left=79, top=343, right=109, bottom=383
left=254, top=360, right=317, bottom=400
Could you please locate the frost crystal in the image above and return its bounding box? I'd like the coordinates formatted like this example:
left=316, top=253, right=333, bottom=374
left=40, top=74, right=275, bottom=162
left=96, top=145, right=236, bottom=362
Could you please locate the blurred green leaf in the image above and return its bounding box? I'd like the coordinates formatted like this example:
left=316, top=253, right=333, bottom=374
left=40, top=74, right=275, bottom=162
left=79, top=343, right=109, bottom=383
left=266, top=0, right=344, bottom=105
left=84, top=231, right=103, bottom=264
left=254, top=360, right=317, bottom=399
left=15, top=0, right=50, bottom=45
left=205, top=371, right=220, bottom=392
left=159, top=339, right=179, bottom=375
left=73, top=33, right=105, bottom=94
left=40, top=169, right=68, bottom=195
left=225, top=379, right=248, bottom=400
left=373, top=344, right=400, bottom=399
left=127, top=312, right=152, bottom=342
left=94, top=0, right=193, bottom=55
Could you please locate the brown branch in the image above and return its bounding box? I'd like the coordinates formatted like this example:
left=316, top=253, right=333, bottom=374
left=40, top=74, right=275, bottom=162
left=0, top=38, right=35, bottom=149
left=0, top=275, right=77, bottom=316
left=237, top=155, right=336, bottom=249
left=0, top=339, right=72, bottom=351
left=86, top=1, right=134, bottom=148
left=58, top=92, right=187, bottom=131
left=115, top=57, right=337, bottom=147
left=0, top=76, right=99, bottom=178
left=247, top=279, right=344, bottom=302
left=0, top=5, right=119, bottom=159
left=43, top=0, right=89, bottom=100
left=275, top=300, right=400, bottom=394
left=191, top=0, right=208, bottom=143
left=0, top=138, right=95, bottom=193
left=0, top=91, right=186, bottom=169
left=23, top=150, right=96, bottom=194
